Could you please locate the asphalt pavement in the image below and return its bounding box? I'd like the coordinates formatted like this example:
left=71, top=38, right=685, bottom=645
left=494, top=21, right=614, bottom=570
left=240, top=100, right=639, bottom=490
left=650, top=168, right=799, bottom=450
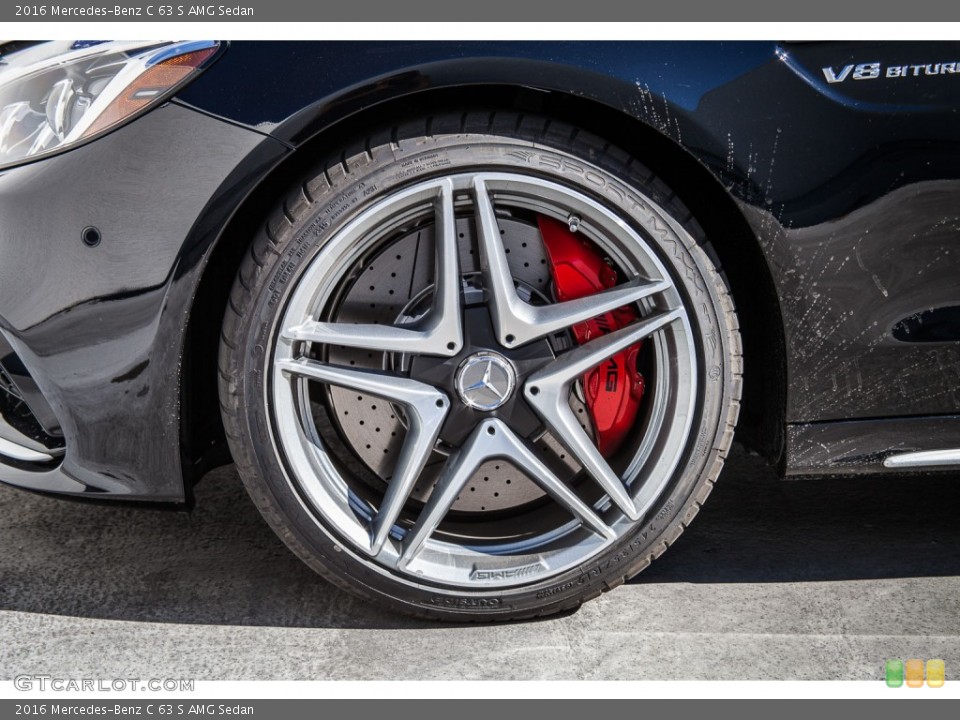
left=1, top=445, right=958, bottom=680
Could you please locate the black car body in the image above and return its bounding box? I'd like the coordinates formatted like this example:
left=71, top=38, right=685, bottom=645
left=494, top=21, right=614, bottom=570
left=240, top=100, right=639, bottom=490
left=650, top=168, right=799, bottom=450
left=1, top=40, right=957, bottom=618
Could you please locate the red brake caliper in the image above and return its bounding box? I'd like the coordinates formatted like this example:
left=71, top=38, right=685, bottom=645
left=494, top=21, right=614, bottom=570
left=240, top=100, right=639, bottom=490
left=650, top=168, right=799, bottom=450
left=538, top=215, right=646, bottom=457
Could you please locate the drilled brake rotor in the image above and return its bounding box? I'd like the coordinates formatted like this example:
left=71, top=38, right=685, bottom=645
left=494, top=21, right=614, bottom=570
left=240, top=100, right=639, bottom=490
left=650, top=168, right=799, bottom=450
left=323, top=215, right=594, bottom=512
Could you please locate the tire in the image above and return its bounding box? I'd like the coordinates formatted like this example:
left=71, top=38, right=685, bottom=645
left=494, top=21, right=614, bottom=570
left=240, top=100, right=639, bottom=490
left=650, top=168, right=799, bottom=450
left=218, top=111, right=742, bottom=621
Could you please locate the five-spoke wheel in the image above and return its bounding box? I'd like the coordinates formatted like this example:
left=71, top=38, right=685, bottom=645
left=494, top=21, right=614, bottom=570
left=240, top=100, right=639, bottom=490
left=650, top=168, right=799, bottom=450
left=220, top=113, right=740, bottom=619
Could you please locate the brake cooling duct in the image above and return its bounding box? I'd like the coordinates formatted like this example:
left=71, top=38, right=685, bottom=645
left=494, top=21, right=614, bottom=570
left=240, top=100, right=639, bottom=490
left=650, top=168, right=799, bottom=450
left=538, top=215, right=646, bottom=457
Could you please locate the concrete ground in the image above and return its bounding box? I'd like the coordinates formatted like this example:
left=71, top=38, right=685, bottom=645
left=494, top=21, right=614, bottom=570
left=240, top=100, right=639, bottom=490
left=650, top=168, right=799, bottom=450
left=1, top=445, right=958, bottom=680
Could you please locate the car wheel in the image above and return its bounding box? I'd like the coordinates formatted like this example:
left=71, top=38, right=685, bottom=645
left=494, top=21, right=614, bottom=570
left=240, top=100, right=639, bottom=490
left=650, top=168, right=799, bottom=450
left=218, top=111, right=742, bottom=621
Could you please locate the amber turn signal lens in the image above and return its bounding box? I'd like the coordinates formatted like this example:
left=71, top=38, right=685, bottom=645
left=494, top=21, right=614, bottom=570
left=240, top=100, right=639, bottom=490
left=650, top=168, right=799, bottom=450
left=82, top=47, right=217, bottom=139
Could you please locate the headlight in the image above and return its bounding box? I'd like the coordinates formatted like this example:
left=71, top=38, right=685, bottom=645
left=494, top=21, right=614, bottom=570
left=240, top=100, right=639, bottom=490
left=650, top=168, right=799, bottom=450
left=0, top=40, right=220, bottom=169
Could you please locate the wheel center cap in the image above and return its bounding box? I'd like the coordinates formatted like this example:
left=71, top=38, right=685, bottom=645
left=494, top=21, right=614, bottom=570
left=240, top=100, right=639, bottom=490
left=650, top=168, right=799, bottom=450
left=455, top=351, right=517, bottom=411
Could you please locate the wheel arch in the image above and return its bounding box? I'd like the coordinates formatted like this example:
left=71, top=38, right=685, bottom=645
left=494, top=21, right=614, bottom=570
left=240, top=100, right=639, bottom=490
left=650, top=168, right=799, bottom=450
left=181, top=83, right=786, bottom=492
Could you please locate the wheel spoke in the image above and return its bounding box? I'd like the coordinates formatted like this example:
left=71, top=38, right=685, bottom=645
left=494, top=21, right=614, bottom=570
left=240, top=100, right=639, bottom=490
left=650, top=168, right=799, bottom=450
left=531, top=308, right=683, bottom=385
left=282, top=321, right=437, bottom=354
left=489, top=422, right=616, bottom=541
left=473, top=176, right=671, bottom=348
left=399, top=419, right=615, bottom=569
left=473, top=177, right=520, bottom=342
left=398, top=421, right=493, bottom=569
left=524, top=277, right=672, bottom=340
left=277, top=357, right=445, bottom=406
left=430, top=176, right=464, bottom=353
left=282, top=178, right=463, bottom=357
left=522, top=309, right=683, bottom=521
left=276, top=358, right=449, bottom=555
left=369, top=409, right=447, bottom=556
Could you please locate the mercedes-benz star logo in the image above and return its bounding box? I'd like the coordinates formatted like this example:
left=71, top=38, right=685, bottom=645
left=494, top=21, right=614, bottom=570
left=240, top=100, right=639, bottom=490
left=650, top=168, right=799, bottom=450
left=455, top=352, right=517, bottom=411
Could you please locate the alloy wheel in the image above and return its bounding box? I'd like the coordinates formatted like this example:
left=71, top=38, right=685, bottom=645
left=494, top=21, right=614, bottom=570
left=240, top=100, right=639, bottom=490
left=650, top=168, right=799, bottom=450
left=269, top=172, right=698, bottom=589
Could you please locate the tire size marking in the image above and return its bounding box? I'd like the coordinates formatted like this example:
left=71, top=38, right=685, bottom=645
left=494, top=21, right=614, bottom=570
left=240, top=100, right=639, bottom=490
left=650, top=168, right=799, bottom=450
left=534, top=500, right=675, bottom=601
left=423, top=596, right=503, bottom=609
left=395, top=155, right=452, bottom=181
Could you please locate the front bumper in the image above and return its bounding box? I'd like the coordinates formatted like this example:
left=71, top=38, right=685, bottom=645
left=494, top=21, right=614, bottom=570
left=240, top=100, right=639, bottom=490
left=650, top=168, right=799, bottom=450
left=0, top=101, right=286, bottom=500
left=0, top=335, right=64, bottom=464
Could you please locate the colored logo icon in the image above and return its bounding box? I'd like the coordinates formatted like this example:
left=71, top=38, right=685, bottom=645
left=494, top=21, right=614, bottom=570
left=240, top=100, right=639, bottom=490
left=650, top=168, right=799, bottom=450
left=886, top=658, right=946, bottom=687
left=906, top=659, right=925, bottom=687
left=886, top=659, right=904, bottom=688
left=927, top=659, right=945, bottom=688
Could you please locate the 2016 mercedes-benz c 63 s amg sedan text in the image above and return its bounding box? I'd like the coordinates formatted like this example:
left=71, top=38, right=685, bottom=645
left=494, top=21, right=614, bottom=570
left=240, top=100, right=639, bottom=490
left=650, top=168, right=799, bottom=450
left=1, top=40, right=958, bottom=620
